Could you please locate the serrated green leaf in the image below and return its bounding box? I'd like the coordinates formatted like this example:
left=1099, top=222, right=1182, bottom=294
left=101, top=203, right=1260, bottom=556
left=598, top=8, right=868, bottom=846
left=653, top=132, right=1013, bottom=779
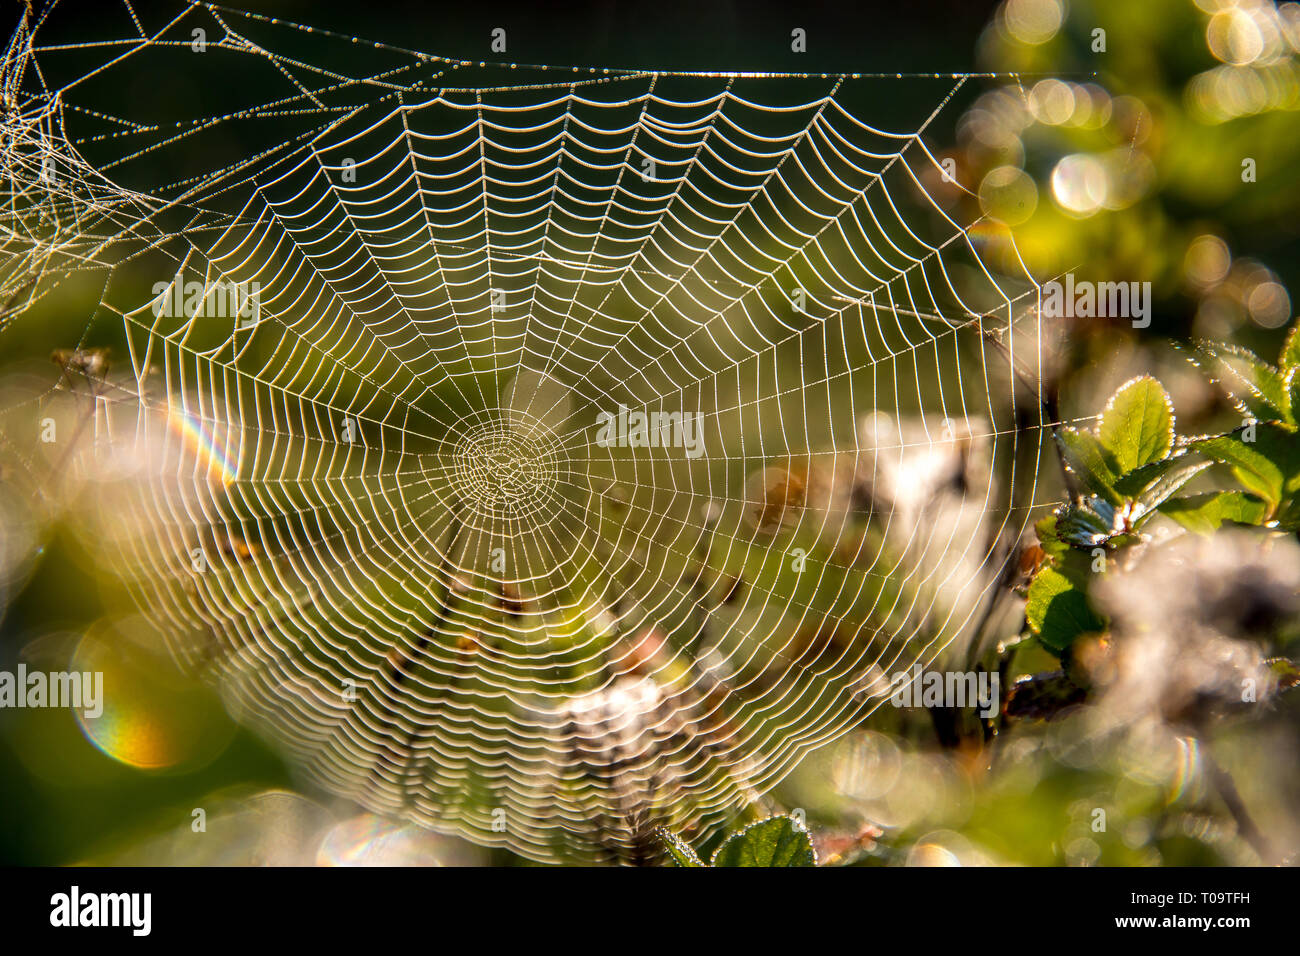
left=1281, top=324, right=1300, bottom=371
left=1055, top=427, right=1121, bottom=504
left=1110, top=456, right=1175, bottom=497
left=710, top=816, right=816, bottom=867
left=659, top=829, right=705, bottom=867
left=1126, top=458, right=1213, bottom=514
left=1097, top=376, right=1174, bottom=473
left=1288, top=366, right=1300, bottom=427
left=1191, top=422, right=1300, bottom=515
left=1055, top=497, right=1119, bottom=548
left=1158, top=491, right=1269, bottom=534
left=1025, top=560, right=1106, bottom=653
left=1192, top=341, right=1289, bottom=422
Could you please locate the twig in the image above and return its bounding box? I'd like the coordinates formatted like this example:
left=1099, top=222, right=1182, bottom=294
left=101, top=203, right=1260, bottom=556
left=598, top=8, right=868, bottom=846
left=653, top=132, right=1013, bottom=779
left=1204, top=747, right=1276, bottom=865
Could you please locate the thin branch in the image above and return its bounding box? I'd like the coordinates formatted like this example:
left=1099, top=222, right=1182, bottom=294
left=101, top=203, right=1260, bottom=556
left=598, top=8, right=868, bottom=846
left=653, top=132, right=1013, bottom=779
left=1204, top=746, right=1276, bottom=865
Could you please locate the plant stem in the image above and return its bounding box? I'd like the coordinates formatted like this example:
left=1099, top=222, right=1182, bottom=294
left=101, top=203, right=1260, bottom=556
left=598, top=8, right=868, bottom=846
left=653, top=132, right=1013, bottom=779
left=1204, top=747, right=1276, bottom=865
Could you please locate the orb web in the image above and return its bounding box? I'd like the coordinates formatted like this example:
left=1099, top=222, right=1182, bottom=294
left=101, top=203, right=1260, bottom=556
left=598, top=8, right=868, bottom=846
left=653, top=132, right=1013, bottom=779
left=1, top=2, right=1052, bottom=862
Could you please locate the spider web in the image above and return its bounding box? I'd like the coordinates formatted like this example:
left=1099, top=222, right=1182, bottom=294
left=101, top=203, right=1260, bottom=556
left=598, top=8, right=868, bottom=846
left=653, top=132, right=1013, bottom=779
left=1, top=2, right=1054, bottom=863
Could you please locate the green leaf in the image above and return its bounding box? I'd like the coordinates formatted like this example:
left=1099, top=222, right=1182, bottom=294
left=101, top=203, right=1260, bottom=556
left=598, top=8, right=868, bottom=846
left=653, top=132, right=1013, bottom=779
left=1052, top=458, right=1211, bottom=551
left=1055, top=427, right=1121, bottom=504
left=1191, top=422, right=1300, bottom=516
left=1158, top=491, right=1269, bottom=534
left=1281, top=324, right=1300, bottom=371
left=1112, top=452, right=1209, bottom=501
left=1192, top=341, right=1290, bottom=422
left=1034, top=515, right=1070, bottom=561
left=1055, top=497, right=1119, bottom=548
left=1288, top=366, right=1300, bottom=428
left=659, top=829, right=705, bottom=867
left=1097, top=376, right=1175, bottom=473
left=1025, top=558, right=1106, bottom=653
left=710, top=816, right=816, bottom=867
left=1125, top=458, right=1213, bottom=514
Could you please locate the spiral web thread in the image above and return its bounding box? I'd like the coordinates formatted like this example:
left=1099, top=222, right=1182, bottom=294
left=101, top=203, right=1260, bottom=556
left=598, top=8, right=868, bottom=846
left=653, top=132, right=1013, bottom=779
left=2, top=2, right=1053, bottom=862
